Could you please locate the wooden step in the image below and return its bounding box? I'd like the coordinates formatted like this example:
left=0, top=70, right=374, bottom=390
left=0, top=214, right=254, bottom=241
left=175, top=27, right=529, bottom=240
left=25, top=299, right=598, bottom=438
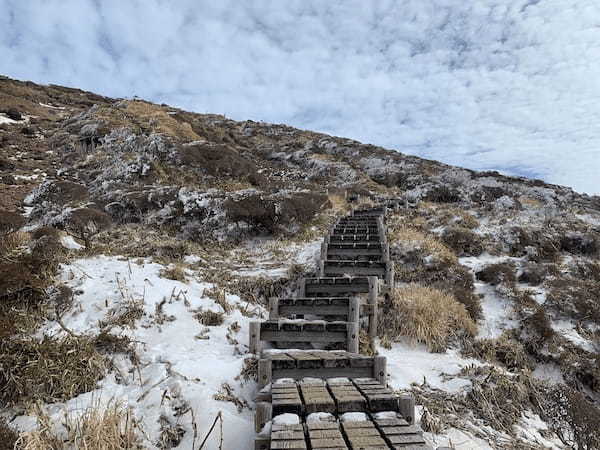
left=321, top=260, right=387, bottom=278
left=256, top=411, right=430, bottom=450
left=269, top=297, right=360, bottom=322
left=256, top=351, right=387, bottom=387
left=328, top=234, right=381, bottom=243
left=249, top=320, right=359, bottom=354
left=323, top=242, right=388, bottom=261
left=332, top=225, right=380, bottom=233
left=352, top=206, right=387, bottom=217
left=301, top=276, right=376, bottom=297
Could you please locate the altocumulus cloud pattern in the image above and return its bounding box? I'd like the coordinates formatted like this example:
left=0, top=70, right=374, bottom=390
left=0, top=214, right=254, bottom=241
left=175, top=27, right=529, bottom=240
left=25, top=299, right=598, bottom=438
left=1, top=0, right=599, bottom=193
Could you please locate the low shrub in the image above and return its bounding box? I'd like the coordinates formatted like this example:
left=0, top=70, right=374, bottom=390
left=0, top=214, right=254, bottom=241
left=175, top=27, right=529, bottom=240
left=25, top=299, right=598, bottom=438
left=560, top=231, right=598, bottom=256
left=543, top=386, right=600, bottom=449
left=424, top=185, right=461, bottom=203
left=64, top=207, right=113, bottom=247
left=441, top=226, right=484, bottom=257
left=546, top=278, right=600, bottom=324
left=378, top=285, right=476, bottom=352
left=463, top=331, right=530, bottom=370
left=476, top=262, right=516, bottom=286
left=518, top=263, right=550, bottom=285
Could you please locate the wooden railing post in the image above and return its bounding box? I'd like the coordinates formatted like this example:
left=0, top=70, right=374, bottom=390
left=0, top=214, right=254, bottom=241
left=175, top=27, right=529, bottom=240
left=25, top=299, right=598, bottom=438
left=249, top=321, right=261, bottom=354
left=368, top=276, right=378, bottom=339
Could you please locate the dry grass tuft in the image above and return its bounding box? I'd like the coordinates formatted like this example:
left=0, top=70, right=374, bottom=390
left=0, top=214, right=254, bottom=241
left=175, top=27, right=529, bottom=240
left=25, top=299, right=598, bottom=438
left=236, top=357, right=258, bottom=383
left=379, top=285, right=476, bottom=352
left=195, top=309, right=224, bottom=326
left=17, top=399, right=143, bottom=450
left=389, top=226, right=457, bottom=266
left=213, top=383, right=247, bottom=412
left=159, top=264, right=187, bottom=282
left=463, top=331, right=530, bottom=370
left=203, top=285, right=232, bottom=314
left=0, top=335, right=106, bottom=405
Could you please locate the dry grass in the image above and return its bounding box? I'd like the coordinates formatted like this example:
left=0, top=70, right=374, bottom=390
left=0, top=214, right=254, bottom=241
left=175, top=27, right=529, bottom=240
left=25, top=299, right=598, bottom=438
left=236, top=357, right=258, bottom=383
left=16, top=399, right=143, bottom=450
left=327, top=193, right=349, bottom=214
left=203, top=286, right=232, bottom=314
left=379, top=285, right=476, bottom=352
left=0, top=418, right=18, bottom=450
left=463, top=331, right=530, bottom=370
left=389, top=226, right=458, bottom=266
left=195, top=309, right=224, bottom=326
left=0, top=335, right=106, bottom=405
left=159, top=264, right=187, bottom=282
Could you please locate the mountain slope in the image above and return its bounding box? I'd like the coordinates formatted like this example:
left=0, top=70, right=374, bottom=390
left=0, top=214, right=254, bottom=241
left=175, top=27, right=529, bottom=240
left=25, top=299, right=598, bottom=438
left=1, top=76, right=599, bottom=449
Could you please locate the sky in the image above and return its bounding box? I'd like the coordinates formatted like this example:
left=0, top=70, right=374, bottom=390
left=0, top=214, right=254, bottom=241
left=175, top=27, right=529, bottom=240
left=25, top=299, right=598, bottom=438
left=1, top=0, right=599, bottom=194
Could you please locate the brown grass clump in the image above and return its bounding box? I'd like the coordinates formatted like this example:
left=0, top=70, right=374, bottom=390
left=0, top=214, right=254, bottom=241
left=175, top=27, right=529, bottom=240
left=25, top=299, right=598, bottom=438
left=17, top=399, right=143, bottom=450
left=236, top=357, right=258, bottom=383
left=0, top=418, right=18, bottom=450
left=195, top=309, right=224, bottom=326
left=545, top=278, right=600, bottom=324
left=463, top=331, right=530, bottom=370
left=378, top=285, right=476, bottom=352
left=0, top=335, right=106, bottom=406
left=389, top=226, right=457, bottom=266
left=441, top=226, right=484, bottom=257
left=159, top=264, right=187, bottom=282
left=124, top=100, right=200, bottom=142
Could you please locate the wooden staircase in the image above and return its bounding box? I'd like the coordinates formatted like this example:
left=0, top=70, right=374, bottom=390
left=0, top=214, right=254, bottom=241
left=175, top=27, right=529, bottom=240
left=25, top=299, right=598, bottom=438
left=249, top=206, right=443, bottom=450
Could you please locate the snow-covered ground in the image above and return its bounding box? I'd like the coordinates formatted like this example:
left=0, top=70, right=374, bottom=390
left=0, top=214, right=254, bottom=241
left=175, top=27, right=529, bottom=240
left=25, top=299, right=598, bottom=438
left=15, top=256, right=260, bottom=450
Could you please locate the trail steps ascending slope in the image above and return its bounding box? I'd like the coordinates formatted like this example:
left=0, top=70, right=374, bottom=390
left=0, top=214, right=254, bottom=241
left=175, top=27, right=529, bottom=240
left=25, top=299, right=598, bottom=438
left=249, top=206, right=449, bottom=450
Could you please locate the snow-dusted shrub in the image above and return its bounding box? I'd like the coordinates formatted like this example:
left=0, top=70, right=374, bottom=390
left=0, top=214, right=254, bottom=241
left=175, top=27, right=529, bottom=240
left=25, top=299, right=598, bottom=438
left=543, top=386, right=600, bottom=449
left=560, top=231, right=598, bottom=256
left=378, top=284, right=476, bottom=352
left=476, top=262, right=516, bottom=286
left=463, top=331, right=530, bottom=370
left=517, top=262, right=554, bottom=286
left=62, top=207, right=112, bottom=247
left=504, top=227, right=560, bottom=262
left=545, top=278, right=600, bottom=324
left=441, top=226, right=484, bottom=257
left=423, top=184, right=461, bottom=203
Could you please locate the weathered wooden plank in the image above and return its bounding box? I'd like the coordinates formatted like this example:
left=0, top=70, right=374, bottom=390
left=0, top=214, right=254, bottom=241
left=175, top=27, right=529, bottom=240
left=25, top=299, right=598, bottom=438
left=398, top=394, right=416, bottom=425
left=270, top=440, right=307, bottom=449
left=258, top=359, right=273, bottom=387
left=255, top=402, right=272, bottom=432
left=299, top=381, right=336, bottom=414
left=386, top=434, right=427, bottom=445
left=328, top=381, right=367, bottom=413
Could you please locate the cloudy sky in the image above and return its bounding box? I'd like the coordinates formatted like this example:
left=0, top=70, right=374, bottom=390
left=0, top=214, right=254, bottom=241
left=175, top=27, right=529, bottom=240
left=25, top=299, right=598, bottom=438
left=1, top=0, right=599, bottom=194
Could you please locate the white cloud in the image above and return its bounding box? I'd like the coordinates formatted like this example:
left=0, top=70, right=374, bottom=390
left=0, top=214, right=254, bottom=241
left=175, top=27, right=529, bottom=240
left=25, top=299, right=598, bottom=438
left=1, top=0, right=599, bottom=194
